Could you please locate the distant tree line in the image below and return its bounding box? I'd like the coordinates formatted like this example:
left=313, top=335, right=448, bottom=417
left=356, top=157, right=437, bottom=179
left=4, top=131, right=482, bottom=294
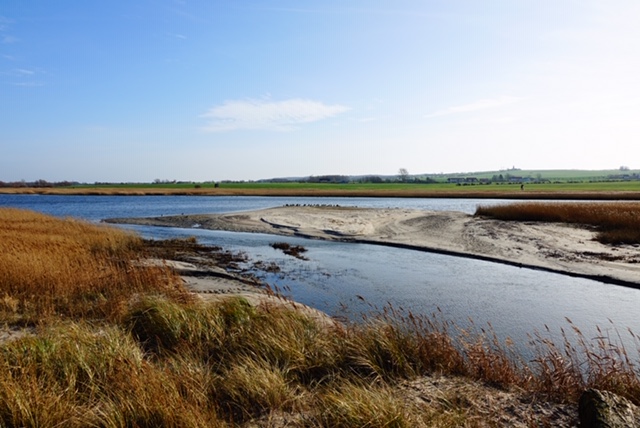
left=306, top=175, right=351, bottom=183
left=0, top=180, right=78, bottom=188
left=302, top=175, right=438, bottom=184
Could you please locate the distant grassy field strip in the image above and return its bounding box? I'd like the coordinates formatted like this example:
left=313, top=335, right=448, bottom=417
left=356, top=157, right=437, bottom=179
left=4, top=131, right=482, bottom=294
left=2, top=180, right=640, bottom=198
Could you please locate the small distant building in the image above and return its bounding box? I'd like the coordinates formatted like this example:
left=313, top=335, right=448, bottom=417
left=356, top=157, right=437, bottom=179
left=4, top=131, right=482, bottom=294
left=607, top=174, right=640, bottom=181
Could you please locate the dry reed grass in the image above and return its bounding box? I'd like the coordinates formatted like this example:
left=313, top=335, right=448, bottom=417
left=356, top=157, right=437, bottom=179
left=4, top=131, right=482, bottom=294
left=476, top=201, right=640, bottom=244
left=0, top=208, right=189, bottom=324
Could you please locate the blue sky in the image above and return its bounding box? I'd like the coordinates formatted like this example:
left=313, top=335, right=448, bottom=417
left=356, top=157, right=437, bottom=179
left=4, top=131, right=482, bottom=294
left=2, top=1, right=639, bottom=182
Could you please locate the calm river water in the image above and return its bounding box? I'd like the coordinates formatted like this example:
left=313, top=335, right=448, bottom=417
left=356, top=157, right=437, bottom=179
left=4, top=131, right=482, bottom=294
left=2, top=194, right=639, bottom=355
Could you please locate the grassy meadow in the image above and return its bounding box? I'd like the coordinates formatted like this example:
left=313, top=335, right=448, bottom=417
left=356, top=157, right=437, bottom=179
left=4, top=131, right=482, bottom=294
left=2, top=173, right=640, bottom=198
left=1, top=208, right=640, bottom=426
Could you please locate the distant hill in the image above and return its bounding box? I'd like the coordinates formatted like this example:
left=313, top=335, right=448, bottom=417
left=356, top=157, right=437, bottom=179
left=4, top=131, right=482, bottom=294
left=258, top=168, right=640, bottom=184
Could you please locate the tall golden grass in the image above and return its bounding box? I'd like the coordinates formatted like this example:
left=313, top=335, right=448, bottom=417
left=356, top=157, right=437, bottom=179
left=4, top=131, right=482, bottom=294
left=0, top=208, right=188, bottom=324
left=475, top=202, right=640, bottom=244
left=1, top=208, right=639, bottom=426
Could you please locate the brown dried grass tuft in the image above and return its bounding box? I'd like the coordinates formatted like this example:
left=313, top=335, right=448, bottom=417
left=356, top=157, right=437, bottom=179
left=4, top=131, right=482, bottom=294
left=0, top=322, right=223, bottom=427
left=314, top=380, right=417, bottom=427
left=475, top=201, right=640, bottom=244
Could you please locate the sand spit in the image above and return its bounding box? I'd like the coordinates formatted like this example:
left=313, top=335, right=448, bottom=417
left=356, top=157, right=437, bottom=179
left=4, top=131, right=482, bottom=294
left=106, top=206, right=640, bottom=288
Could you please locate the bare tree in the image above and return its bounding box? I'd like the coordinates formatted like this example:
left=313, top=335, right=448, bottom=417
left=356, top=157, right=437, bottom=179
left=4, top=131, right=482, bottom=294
left=398, top=168, right=409, bottom=182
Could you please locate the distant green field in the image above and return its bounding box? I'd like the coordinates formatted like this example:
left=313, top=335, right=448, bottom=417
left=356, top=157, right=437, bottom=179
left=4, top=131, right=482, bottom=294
left=4, top=168, right=639, bottom=198
left=432, top=168, right=640, bottom=181
left=73, top=168, right=640, bottom=191
left=74, top=180, right=640, bottom=193
left=217, top=181, right=637, bottom=191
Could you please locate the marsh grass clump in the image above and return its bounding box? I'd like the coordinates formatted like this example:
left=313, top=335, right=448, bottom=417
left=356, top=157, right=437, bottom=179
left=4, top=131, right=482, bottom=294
left=475, top=201, right=640, bottom=244
left=346, top=309, right=466, bottom=382
left=124, top=296, right=225, bottom=356
left=124, top=295, right=342, bottom=379
left=212, top=356, right=296, bottom=422
left=0, top=321, right=223, bottom=427
left=314, top=381, right=416, bottom=427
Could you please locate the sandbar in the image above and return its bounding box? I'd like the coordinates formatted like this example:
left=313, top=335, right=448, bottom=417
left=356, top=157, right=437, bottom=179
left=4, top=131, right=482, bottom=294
left=106, top=206, right=640, bottom=288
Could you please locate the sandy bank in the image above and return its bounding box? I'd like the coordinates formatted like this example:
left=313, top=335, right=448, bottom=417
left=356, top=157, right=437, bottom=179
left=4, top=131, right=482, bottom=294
left=145, top=257, right=336, bottom=328
left=107, top=206, right=640, bottom=288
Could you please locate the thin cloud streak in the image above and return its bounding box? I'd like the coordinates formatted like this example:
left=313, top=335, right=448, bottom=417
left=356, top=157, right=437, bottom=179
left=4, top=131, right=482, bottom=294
left=167, top=32, right=187, bottom=40
left=200, top=98, right=350, bottom=132
left=0, top=15, right=11, bottom=32
left=242, top=5, right=438, bottom=19
left=10, top=81, right=45, bottom=87
left=425, top=96, right=523, bottom=118
left=2, top=35, right=18, bottom=44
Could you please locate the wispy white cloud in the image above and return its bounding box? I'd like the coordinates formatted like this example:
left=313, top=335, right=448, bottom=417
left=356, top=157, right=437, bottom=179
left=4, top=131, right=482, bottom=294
left=3, top=68, right=46, bottom=86
left=0, top=16, right=16, bottom=43
left=167, top=32, right=187, bottom=40
left=14, top=68, right=35, bottom=75
left=241, top=5, right=436, bottom=19
left=200, top=98, right=350, bottom=132
left=2, top=68, right=44, bottom=77
left=10, top=81, right=44, bottom=87
left=0, top=15, right=11, bottom=32
left=2, top=35, right=18, bottom=44
left=355, top=117, right=380, bottom=123
left=425, top=96, right=522, bottom=118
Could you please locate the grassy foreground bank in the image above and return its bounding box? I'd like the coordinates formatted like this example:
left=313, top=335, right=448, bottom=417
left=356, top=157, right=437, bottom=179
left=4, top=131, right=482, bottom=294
left=1, top=208, right=639, bottom=426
